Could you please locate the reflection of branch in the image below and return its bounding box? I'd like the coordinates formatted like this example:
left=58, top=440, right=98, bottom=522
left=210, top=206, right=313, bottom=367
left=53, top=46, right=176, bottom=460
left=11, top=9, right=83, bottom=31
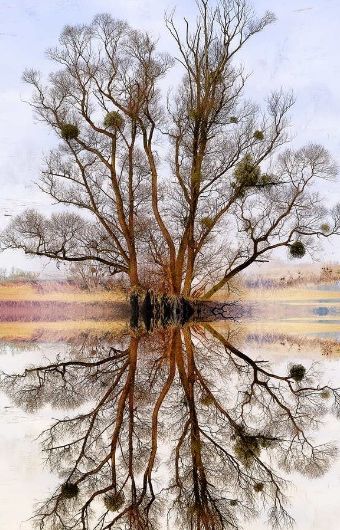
left=143, top=330, right=177, bottom=511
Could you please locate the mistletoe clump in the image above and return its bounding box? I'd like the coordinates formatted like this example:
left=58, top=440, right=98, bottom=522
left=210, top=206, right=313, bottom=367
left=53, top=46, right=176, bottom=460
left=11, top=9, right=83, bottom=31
left=60, top=123, right=79, bottom=140
left=253, top=130, right=264, bottom=141
left=289, top=241, right=306, bottom=259
left=201, top=216, right=214, bottom=229
left=321, top=223, right=331, bottom=234
left=103, top=111, right=125, bottom=129
left=259, top=173, right=273, bottom=186
left=200, top=393, right=214, bottom=406
left=321, top=389, right=331, bottom=399
left=233, top=154, right=261, bottom=189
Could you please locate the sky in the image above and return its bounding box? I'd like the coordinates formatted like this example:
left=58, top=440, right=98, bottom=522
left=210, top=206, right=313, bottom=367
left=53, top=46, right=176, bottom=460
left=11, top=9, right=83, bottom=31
left=0, top=0, right=340, bottom=275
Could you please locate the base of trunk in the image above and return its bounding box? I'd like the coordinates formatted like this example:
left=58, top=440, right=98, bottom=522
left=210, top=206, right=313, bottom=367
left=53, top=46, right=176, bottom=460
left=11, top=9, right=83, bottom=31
left=130, top=290, right=194, bottom=331
left=129, top=291, right=245, bottom=330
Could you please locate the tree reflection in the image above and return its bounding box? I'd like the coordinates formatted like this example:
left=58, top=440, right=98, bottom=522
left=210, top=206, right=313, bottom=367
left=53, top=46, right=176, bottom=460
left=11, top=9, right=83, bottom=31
left=1, top=325, right=340, bottom=530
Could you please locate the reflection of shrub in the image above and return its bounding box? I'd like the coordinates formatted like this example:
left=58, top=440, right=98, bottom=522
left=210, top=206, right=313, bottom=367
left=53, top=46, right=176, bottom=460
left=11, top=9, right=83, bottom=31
left=289, top=241, right=306, bottom=259
left=254, top=482, right=264, bottom=492
left=201, top=217, right=214, bottom=229
left=103, top=111, right=124, bottom=129
left=260, top=174, right=272, bottom=186
left=191, top=439, right=203, bottom=453
left=200, top=393, right=214, bottom=406
left=234, top=435, right=261, bottom=467
left=260, top=437, right=274, bottom=449
left=289, top=364, right=306, bottom=382
left=60, top=123, right=79, bottom=140
left=104, top=491, right=125, bottom=511
left=61, top=482, right=79, bottom=499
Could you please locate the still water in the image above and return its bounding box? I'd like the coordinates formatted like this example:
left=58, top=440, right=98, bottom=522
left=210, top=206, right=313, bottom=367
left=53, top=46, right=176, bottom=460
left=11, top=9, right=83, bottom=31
left=1, top=294, right=340, bottom=529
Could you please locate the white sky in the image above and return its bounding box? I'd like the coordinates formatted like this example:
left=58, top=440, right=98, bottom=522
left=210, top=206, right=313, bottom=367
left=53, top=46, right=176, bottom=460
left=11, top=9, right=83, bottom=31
left=0, top=0, right=340, bottom=275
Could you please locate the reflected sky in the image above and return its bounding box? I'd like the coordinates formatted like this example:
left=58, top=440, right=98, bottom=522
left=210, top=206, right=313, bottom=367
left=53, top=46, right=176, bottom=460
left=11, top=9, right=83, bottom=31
left=1, top=314, right=340, bottom=530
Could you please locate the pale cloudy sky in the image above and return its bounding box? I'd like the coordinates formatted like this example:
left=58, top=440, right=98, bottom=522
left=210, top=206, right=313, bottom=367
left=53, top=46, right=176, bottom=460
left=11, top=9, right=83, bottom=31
left=0, top=0, right=340, bottom=275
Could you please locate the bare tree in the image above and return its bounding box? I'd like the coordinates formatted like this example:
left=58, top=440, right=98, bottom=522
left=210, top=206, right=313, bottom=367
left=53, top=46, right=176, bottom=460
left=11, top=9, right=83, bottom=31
left=1, top=0, right=339, bottom=297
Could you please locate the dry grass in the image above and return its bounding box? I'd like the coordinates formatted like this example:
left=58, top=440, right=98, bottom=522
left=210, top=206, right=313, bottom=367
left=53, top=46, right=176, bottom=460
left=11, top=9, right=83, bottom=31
left=0, top=282, right=126, bottom=302
left=241, top=287, right=340, bottom=303
left=0, top=320, right=128, bottom=342
left=234, top=319, right=340, bottom=336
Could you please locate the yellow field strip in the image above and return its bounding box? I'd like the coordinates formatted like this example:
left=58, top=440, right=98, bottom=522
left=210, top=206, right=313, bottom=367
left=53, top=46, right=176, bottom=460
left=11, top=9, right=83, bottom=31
left=240, top=287, right=340, bottom=302
left=0, top=320, right=128, bottom=340
left=237, top=320, right=340, bottom=335
left=0, top=284, right=126, bottom=302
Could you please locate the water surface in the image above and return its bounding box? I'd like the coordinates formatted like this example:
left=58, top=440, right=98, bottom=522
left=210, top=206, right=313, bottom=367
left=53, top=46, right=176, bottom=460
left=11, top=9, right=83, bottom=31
left=1, top=290, right=340, bottom=529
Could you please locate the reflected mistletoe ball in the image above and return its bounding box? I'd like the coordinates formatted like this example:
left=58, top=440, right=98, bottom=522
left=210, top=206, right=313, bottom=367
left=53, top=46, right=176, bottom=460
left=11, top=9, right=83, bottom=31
left=233, top=435, right=261, bottom=467
left=289, top=364, right=306, bottom=382
left=254, top=482, right=264, bottom=493
left=104, top=491, right=125, bottom=512
left=61, top=482, right=79, bottom=499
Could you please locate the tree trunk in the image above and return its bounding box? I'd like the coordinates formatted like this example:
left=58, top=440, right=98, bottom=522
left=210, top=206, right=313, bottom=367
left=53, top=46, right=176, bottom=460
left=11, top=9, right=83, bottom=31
left=130, top=290, right=194, bottom=331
